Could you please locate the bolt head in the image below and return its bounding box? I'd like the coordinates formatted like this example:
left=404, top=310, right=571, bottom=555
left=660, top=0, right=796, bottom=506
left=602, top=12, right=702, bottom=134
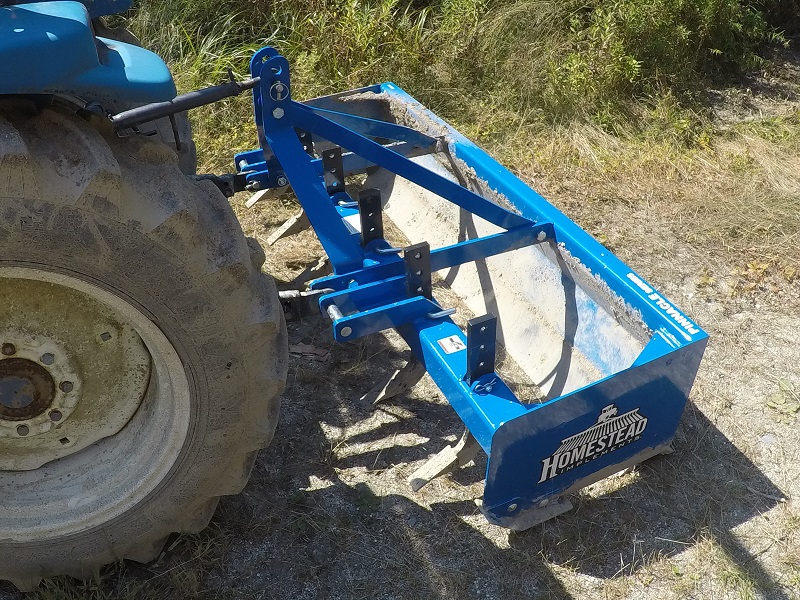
left=272, top=107, right=285, bottom=119
left=539, top=498, right=549, bottom=508
left=507, top=503, right=518, bottom=512
left=340, top=326, right=353, bottom=338
left=276, top=176, right=288, bottom=187
left=1, top=343, right=16, bottom=356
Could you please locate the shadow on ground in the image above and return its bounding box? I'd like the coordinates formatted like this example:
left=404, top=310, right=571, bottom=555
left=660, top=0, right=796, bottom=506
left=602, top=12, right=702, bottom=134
left=192, top=312, right=787, bottom=599
left=0, top=301, right=786, bottom=600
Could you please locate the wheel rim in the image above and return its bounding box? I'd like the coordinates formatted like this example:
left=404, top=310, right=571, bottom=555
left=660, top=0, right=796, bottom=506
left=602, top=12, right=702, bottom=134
left=0, top=266, right=191, bottom=541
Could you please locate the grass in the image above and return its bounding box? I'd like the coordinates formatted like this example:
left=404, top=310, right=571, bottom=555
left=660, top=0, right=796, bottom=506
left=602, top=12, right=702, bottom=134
left=116, top=0, right=799, bottom=274
left=118, top=0, right=790, bottom=152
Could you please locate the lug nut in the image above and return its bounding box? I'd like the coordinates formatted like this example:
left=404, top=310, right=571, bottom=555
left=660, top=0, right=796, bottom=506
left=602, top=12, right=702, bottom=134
left=1, top=343, right=15, bottom=356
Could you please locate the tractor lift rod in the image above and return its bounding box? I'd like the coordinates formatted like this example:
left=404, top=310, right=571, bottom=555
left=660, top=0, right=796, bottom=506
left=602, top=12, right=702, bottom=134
left=110, top=76, right=261, bottom=130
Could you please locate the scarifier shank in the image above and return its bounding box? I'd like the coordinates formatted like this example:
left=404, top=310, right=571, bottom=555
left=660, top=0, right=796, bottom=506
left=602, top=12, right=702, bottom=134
left=235, top=47, right=708, bottom=529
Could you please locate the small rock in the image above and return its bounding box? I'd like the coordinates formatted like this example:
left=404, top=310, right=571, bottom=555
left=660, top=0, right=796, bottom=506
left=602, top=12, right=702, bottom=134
left=760, top=433, right=778, bottom=446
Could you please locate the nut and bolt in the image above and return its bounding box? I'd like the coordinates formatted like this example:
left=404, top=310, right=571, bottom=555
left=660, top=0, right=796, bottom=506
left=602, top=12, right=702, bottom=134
left=272, top=107, right=285, bottom=119
left=40, top=353, right=54, bottom=365
left=49, top=410, right=63, bottom=422
left=59, top=381, right=73, bottom=393
left=276, top=176, right=288, bottom=187
left=270, top=82, right=287, bottom=101
left=1, top=343, right=16, bottom=356
left=16, top=425, right=29, bottom=436
left=507, top=503, right=518, bottom=512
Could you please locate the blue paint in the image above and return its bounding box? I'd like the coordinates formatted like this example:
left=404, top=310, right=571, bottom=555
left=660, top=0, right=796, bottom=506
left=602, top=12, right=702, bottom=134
left=305, top=105, right=438, bottom=150
left=79, top=0, right=132, bottom=18
left=0, top=2, right=175, bottom=103
left=310, top=224, right=551, bottom=292
left=234, top=48, right=708, bottom=529
left=481, top=339, right=706, bottom=526
left=332, top=296, right=441, bottom=342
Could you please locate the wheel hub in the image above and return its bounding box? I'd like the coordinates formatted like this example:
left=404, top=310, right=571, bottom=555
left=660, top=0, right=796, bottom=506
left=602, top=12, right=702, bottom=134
left=0, top=272, right=153, bottom=470
left=0, top=358, right=55, bottom=421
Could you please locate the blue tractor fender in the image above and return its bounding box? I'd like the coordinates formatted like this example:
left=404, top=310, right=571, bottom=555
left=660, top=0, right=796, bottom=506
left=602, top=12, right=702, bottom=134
left=0, top=1, right=176, bottom=105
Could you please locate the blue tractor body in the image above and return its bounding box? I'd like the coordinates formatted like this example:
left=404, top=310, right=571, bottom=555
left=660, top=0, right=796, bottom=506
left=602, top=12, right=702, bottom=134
left=0, top=0, right=174, bottom=103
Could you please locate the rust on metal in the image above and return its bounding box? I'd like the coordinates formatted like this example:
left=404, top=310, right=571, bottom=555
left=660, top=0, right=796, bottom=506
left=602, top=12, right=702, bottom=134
left=0, top=358, right=56, bottom=421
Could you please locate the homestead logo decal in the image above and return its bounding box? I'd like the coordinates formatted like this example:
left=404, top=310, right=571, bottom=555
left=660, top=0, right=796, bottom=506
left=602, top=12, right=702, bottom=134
left=538, top=404, right=648, bottom=483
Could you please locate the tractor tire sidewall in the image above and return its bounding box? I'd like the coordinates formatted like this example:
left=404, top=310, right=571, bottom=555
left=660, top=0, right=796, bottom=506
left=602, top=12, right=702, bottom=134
left=0, top=104, right=286, bottom=583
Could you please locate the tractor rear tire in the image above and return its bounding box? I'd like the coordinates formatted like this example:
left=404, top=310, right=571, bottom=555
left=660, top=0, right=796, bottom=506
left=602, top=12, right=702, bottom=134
left=0, top=102, right=286, bottom=589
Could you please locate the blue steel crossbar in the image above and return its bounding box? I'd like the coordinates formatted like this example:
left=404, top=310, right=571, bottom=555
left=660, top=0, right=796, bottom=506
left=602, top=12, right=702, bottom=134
left=310, top=223, right=552, bottom=291
left=305, top=106, right=439, bottom=149
left=238, top=140, right=430, bottom=189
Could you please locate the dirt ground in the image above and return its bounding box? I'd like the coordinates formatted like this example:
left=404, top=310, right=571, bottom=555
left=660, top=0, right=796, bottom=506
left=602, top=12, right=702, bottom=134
left=2, top=55, right=800, bottom=600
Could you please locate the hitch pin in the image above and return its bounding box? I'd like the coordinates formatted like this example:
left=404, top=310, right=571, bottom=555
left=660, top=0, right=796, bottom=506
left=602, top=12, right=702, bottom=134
left=473, top=377, right=498, bottom=395
left=375, top=246, right=403, bottom=255
left=327, top=304, right=344, bottom=321
left=427, top=308, right=456, bottom=319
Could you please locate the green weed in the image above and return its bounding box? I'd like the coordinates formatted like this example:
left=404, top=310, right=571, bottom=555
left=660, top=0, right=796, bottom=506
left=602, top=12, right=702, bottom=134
left=121, top=0, right=791, bottom=143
